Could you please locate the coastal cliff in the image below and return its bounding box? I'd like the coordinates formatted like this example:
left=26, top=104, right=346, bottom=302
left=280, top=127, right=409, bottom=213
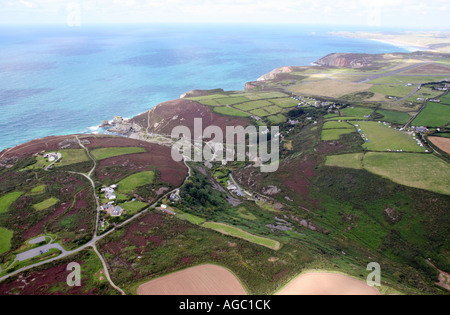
left=315, top=53, right=375, bottom=68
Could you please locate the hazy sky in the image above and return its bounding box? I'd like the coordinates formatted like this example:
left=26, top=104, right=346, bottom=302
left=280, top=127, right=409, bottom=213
left=1, top=0, right=449, bottom=29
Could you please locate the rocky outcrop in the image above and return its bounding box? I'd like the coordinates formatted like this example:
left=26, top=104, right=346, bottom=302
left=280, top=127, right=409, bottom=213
left=108, top=121, right=143, bottom=137
left=257, top=66, right=298, bottom=81
left=315, top=53, right=374, bottom=68
left=180, top=88, right=225, bottom=99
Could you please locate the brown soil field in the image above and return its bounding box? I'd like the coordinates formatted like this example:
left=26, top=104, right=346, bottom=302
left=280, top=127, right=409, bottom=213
left=277, top=272, right=380, bottom=295
left=429, top=136, right=450, bottom=155
left=137, top=264, right=247, bottom=295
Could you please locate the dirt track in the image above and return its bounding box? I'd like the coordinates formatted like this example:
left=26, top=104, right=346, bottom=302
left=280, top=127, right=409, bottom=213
left=137, top=264, right=247, bottom=295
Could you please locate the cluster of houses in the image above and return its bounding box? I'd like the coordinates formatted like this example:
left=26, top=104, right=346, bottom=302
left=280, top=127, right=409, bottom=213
left=44, top=152, right=62, bottom=162
left=100, top=184, right=124, bottom=218
left=292, top=95, right=333, bottom=108
left=160, top=204, right=176, bottom=216
left=101, top=203, right=124, bottom=217
left=101, top=184, right=118, bottom=200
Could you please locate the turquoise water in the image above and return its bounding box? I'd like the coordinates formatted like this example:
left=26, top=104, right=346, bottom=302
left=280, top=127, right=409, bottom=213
left=0, top=24, right=409, bottom=151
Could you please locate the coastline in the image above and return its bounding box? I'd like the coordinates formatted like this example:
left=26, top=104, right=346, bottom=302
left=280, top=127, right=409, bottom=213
left=368, top=38, right=429, bottom=52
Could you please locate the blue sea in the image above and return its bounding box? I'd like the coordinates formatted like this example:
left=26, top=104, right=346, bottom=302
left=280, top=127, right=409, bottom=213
left=0, top=24, right=410, bottom=151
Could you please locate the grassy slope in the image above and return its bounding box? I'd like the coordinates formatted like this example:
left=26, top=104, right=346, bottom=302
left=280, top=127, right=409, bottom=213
left=364, top=152, right=450, bottom=195
left=0, top=192, right=23, bottom=214
left=90, top=147, right=146, bottom=161
left=117, top=171, right=155, bottom=194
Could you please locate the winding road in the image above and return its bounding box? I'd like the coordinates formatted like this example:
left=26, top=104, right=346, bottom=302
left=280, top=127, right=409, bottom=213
left=0, top=135, right=195, bottom=295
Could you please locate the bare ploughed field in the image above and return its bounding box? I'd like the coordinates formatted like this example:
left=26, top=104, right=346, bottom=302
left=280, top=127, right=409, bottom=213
left=277, top=272, right=379, bottom=295
left=429, top=137, right=450, bottom=155
left=137, top=264, right=247, bottom=295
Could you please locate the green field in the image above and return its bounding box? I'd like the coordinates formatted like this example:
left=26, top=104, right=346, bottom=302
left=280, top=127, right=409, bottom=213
left=264, top=106, right=283, bottom=115
left=58, top=149, right=90, bottom=167
left=368, top=76, right=448, bottom=85
left=354, top=121, right=424, bottom=152
left=412, top=103, right=450, bottom=127
left=118, top=201, right=148, bottom=215
left=29, top=149, right=89, bottom=169
left=215, top=96, right=249, bottom=105
left=243, top=92, right=288, bottom=100
left=323, top=121, right=354, bottom=130
left=0, top=192, right=23, bottom=214
left=325, top=153, right=364, bottom=169
left=0, top=228, right=13, bottom=254
left=364, top=152, right=450, bottom=195
left=340, top=106, right=374, bottom=117
left=321, top=128, right=355, bottom=141
left=213, top=107, right=250, bottom=117
left=201, top=222, right=281, bottom=250
left=175, top=210, right=206, bottom=225
left=267, top=114, right=287, bottom=124
left=117, top=171, right=155, bottom=194
left=28, top=185, right=46, bottom=196
left=370, top=84, right=417, bottom=97
left=91, top=147, right=146, bottom=161
left=269, top=98, right=299, bottom=108
left=234, top=100, right=272, bottom=111
left=327, top=116, right=369, bottom=121
left=250, top=108, right=271, bottom=117
left=33, top=197, right=59, bottom=211
left=376, top=110, right=411, bottom=124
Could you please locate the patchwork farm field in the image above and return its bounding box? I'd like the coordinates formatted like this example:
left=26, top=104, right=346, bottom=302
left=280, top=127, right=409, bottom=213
left=353, top=121, right=425, bottom=152
left=364, top=152, right=450, bottom=195
left=213, top=106, right=250, bottom=117
left=321, top=128, right=355, bottom=141
left=412, top=103, right=450, bottom=127
left=325, top=153, right=364, bottom=169
left=137, top=264, right=247, bottom=295
left=322, top=121, right=354, bottom=129
left=376, top=109, right=411, bottom=124
left=340, top=106, right=374, bottom=118
left=288, top=80, right=372, bottom=98
left=325, top=151, right=450, bottom=195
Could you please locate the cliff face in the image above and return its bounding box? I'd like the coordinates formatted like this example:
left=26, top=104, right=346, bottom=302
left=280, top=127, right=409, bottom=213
left=256, top=66, right=306, bottom=81
left=315, top=53, right=375, bottom=68
left=180, top=88, right=225, bottom=99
